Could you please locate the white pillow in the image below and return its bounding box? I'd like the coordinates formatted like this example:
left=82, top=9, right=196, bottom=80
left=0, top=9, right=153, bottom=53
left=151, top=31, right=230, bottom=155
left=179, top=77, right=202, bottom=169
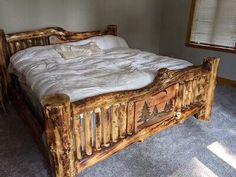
left=56, top=42, right=103, bottom=60
left=76, top=35, right=129, bottom=50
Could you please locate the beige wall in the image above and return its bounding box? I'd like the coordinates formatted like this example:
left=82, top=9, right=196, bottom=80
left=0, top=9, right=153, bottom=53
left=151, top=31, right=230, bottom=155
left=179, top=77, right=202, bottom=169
left=98, top=0, right=163, bottom=53
left=0, top=0, right=235, bottom=80
left=0, top=0, right=100, bottom=33
left=0, top=0, right=162, bottom=53
left=160, top=0, right=236, bottom=81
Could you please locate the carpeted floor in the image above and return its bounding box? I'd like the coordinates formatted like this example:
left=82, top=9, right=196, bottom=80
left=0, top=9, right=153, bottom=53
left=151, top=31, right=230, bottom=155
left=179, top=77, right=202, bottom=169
left=0, top=85, right=235, bottom=177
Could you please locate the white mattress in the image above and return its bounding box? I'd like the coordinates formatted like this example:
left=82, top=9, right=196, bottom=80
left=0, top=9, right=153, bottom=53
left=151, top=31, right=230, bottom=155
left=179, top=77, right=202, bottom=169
left=9, top=45, right=192, bottom=102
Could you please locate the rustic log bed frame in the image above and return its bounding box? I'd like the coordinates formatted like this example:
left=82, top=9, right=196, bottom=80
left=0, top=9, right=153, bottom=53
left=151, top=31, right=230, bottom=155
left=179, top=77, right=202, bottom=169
left=0, top=25, right=219, bottom=177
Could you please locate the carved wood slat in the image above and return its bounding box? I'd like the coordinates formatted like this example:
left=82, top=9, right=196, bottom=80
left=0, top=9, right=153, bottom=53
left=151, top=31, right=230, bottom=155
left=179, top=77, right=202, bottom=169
left=182, top=83, right=187, bottom=108
left=42, top=37, right=46, bottom=45
left=15, top=42, right=21, bottom=51
left=186, top=81, right=191, bottom=106
left=37, top=38, right=42, bottom=45
left=175, top=83, right=181, bottom=113
left=33, top=38, right=38, bottom=46
left=119, top=103, right=127, bottom=139
left=33, top=39, right=38, bottom=46
left=8, top=37, right=50, bottom=56
left=191, top=79, right=197, bottom=103
left=84, top=112, right=92, bottom=156
left=195, top=77, right=201, bottom=101
left=190, top=80, right=193, bottom=105
left=199, top=77, right=206, bottom=102
left=73, top=115, right=82, bottom=160
left=196, top=78, right=201, bottom=101
left=127, top=102, right=135, bottom=135
left=111, top=104, right=119, bottom=142
left=95, top=110, right=102, bottom=151
left=194, top=77, right=199, bottom=100
left=9, top=42, right=15, bottom=55
left=175, top=79, right=206, bottom=120
left=4, top=25, right=117, bottom=57
left=22, top=40, right=27, bottom=49
left=179, top=83, right=184, bottom=109
left=177, top=79, right=205, bottom=110
left=103, top=107, right=111, bottom=147
left=27, top=39, right=33, bottom=47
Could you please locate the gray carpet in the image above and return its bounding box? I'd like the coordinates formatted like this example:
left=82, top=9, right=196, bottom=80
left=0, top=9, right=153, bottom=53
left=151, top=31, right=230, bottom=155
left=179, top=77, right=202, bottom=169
left=0, top=85, right=235, bottom=177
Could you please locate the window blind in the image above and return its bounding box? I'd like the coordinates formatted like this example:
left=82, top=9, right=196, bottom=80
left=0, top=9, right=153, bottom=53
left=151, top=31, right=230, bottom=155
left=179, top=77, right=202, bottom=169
left=191, top=0, right=236, bottom=48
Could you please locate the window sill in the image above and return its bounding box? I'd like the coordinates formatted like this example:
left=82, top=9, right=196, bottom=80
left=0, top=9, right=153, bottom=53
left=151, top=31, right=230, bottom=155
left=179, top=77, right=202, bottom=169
left=186, top=42, right=236, bottom=54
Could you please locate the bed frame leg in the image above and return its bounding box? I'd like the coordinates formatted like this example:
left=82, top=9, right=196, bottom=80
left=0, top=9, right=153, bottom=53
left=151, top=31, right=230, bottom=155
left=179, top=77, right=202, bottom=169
left=195, top=57, right=220, bottom=121
left=42, top=94, right=76, bottom=177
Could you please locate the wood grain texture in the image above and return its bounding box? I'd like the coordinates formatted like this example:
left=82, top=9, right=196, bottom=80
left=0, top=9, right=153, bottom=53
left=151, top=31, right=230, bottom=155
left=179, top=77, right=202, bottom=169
left=73, top=114, right=82, bottom=161
left=127, top=102, right=135, bottom=135
left=111, top=104, right=119, bottom=142
left=135, top=85, right=176, bottom=132
left=76, top=102, right=204, bottom=173
left=175, top=83, right=183, bottom=112
left=195, top=57, right=220, bottom=120
left=42, top=94, right=75, bottom=177
left=95, top=110, right=102, bottom=151
left=119, top=103, right=127, bottom=138
left=103, top=107, right=111, bottom=147
left=84, top=112, right=92, bottom=156
left=191, top=79, right=197, bottom=103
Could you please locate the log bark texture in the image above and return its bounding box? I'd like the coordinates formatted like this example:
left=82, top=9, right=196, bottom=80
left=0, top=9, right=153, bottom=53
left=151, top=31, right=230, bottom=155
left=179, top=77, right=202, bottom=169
left=195, top=57, right=220, bottom=120
left=42, top=94, right=75, bottom=177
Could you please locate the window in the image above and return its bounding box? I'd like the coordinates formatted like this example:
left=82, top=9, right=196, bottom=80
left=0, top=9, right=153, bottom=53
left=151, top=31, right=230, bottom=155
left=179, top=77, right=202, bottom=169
left=186, top=0, right=236, bottom=53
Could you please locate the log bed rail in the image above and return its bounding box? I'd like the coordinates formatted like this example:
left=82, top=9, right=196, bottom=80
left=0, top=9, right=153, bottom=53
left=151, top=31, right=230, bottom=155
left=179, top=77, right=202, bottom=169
left=0, top=25, right=219, bottom=177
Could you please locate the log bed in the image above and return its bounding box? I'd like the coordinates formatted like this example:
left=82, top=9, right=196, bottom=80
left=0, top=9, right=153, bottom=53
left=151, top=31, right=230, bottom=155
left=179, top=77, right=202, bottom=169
left=0, top=25, right=219, bottom=177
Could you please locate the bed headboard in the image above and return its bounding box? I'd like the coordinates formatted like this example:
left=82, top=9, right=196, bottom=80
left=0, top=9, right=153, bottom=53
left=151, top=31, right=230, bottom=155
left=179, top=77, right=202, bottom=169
left=0, top=25, right=117, bottom=95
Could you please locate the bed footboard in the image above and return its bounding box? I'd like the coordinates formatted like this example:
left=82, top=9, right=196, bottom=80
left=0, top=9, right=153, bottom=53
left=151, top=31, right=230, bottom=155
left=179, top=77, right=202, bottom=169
left=42, top=57, right=219, bottom=177
left=195, top=58, right=219, bottom=120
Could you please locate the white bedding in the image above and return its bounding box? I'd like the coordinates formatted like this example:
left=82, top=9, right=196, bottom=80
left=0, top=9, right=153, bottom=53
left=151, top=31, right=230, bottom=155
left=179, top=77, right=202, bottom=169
left=9, top=37, right=192, bottom=102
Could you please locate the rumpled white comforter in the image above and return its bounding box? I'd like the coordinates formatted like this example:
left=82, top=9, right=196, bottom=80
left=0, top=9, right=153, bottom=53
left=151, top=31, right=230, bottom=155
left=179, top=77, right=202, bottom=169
left=9, top=46, right=192, bottom=102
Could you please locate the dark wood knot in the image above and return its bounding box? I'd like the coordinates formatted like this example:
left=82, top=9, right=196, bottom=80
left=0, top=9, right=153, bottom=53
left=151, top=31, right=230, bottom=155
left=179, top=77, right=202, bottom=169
left=158, top=68, right=173, bottom=80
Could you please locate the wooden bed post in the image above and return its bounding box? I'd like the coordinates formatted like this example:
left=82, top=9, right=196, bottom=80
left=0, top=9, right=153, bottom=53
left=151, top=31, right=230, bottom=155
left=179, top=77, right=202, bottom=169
left=42, top=94, right=76, bottom=177
left=0, top=29, right=10, bottom=97
left=195, top=57, right=220, bottom=121
left=107, top=25, right=117, bottom=36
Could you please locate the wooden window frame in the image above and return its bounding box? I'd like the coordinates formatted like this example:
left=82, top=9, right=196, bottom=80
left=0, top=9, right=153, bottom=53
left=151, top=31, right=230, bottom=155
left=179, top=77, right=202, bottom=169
left=186, top=0, right=236, bottom=54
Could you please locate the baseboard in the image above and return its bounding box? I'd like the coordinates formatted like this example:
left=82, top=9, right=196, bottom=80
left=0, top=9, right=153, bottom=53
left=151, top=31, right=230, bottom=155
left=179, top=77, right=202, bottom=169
left=217, top=77, right=236, bottom=88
